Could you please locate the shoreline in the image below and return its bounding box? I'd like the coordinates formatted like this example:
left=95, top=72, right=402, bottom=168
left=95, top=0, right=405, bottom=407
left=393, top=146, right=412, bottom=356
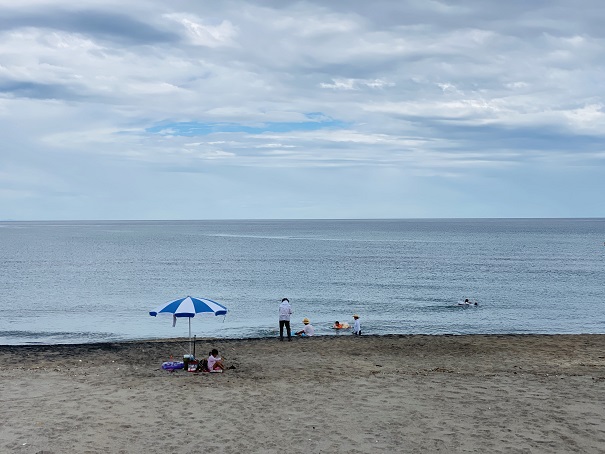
left=3, top=330, right=604, bottom=348
left=2, top=334, right=605, bottom=453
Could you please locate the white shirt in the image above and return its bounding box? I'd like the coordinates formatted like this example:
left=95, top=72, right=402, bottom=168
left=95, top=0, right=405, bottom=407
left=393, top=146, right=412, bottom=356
left=208, top=354, right=221, bottom=370
left=353, top=319, right=361, bottom=334
left=303, top=324, right=315, bottom=336
left=279, top=301, right=293, bottom=321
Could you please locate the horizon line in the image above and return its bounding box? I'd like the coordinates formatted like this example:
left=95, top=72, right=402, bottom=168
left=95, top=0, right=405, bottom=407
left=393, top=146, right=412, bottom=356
left=1, top=217, right=604, bottom=223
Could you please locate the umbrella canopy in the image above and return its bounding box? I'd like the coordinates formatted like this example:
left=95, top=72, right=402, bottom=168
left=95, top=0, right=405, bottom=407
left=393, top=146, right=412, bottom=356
left=150, top=296, right=228, bottom=318
left=150, top=296, right=228, bottom=354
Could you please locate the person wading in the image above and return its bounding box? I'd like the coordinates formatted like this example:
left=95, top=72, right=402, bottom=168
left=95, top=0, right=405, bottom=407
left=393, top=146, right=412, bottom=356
left=278, top=298, right=293, bottom=341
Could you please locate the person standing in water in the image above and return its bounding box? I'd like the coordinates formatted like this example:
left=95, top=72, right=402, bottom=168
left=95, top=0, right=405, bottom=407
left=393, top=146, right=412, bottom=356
left=352, top=314, right=361, bottom=335
left=278, top=298, right=293, bottom=341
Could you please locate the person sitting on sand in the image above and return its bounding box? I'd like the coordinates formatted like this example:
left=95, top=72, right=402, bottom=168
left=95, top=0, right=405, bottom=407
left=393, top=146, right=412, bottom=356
left=352, top=314, right=361, bottom=336
left=295, top=318, right=315, bottom=337
left=207, top=349, right=225, bottom=372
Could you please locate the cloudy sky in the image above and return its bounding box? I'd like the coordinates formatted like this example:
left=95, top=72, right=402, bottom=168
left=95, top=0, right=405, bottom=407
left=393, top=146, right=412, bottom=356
left=1, top=0, right=603, bottom=220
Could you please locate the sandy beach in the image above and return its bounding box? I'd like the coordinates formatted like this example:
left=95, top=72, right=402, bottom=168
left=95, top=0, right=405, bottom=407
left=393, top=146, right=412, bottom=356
left=1, top=334, right=605, bottom=453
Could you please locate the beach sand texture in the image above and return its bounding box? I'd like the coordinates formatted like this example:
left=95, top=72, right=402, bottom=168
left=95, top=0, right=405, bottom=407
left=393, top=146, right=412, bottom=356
left=1, top=334, right=605, bottom=453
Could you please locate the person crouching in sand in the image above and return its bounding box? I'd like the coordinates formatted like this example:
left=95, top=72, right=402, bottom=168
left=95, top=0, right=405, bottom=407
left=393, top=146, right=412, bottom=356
left=208, top=349, right=225, bottom=372
left=295, top=318, right=315, bottom=337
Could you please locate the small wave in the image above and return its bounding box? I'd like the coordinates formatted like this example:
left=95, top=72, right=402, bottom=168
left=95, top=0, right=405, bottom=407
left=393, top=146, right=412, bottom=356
left=204, top=233, right=297, bottom=240
left=202, top=233, right=417, bottom=244
left=0, top=330, right=116, bottom=345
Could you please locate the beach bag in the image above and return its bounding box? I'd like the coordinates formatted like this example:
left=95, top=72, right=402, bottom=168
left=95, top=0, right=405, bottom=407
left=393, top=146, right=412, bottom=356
left=162, top=361, right=184, bottom=371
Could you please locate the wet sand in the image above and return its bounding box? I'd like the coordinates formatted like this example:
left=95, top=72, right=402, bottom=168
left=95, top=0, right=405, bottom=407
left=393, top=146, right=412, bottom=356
left=1, top=334, right=605, bottom=453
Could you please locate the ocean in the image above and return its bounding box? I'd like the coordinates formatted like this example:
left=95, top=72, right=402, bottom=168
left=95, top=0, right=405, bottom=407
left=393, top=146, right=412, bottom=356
left=0, top=219, right=603, bottom=345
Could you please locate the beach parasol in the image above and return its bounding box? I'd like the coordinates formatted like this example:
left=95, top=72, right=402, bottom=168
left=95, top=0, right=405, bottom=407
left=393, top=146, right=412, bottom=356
left=149, top=296, right=228, bottom=354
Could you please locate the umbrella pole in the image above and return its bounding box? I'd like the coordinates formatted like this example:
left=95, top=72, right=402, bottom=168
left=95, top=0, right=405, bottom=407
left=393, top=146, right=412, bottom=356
left=188, top=318, right=192, bottom=355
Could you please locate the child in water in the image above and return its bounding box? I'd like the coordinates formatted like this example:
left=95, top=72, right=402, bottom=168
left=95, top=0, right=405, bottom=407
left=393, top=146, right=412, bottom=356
left=332, top=320, right=350, bottom=330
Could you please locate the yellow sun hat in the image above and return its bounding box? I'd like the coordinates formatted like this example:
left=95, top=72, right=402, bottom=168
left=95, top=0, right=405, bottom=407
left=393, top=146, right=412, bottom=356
left=302, top=317, right=310, bottom=324
left=353, top=314, right=359, bottom=318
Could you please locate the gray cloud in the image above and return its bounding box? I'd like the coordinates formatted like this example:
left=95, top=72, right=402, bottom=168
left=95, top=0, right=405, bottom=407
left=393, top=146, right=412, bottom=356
left=0, top=8, right=179, bottom=45
left=0, top=80, right=89, bottom=100
left=0, top=0, right=603, bottom=219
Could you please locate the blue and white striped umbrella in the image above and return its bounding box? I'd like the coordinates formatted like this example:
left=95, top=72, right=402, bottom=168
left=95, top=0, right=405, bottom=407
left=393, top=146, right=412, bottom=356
left=150, top=296, right=228, bottom=353
left=150, top=296, right=228, bottom=318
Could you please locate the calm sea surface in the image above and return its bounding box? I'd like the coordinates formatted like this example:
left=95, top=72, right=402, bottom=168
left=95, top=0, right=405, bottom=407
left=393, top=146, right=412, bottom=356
left=0, top=219, right=603, bottom=345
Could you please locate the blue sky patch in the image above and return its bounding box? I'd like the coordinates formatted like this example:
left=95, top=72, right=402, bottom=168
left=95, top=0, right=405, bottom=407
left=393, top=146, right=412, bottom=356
left=146, top=113, right=346, bottom=136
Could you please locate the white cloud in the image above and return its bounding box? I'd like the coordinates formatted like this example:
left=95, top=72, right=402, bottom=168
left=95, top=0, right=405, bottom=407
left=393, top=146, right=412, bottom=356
left=563, top=104, right=605, bottom=132
left=164, top=13, right=238, bottom=47
left=320, top=78, right=395, bottom=90
left=0, top=0, right=604, bottom=219
left=272, top=9, right=359, bottom=37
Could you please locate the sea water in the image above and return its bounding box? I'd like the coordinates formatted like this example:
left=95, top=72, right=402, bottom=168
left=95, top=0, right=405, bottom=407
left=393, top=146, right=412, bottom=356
left=0, top=219, right=603, bottom=345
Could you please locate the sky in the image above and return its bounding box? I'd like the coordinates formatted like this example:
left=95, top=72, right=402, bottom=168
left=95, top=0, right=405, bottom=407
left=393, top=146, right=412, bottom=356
left=1, top=0, right=604, bottom=220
